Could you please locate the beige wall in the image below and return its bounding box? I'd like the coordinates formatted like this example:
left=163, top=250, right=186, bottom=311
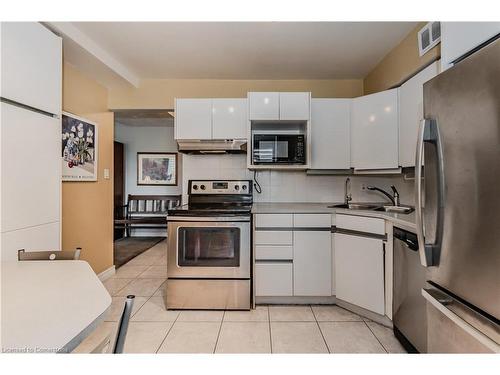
left=363, top=22, right=441, bottom=95
left=62, top=63, right=113, bottom=274
left=108, top=79, right=363, bottom=109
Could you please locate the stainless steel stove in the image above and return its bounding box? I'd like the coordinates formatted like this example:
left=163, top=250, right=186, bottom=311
left=166, top=180, right=252, bottom=310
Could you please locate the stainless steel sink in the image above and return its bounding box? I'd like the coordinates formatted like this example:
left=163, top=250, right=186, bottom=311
left=327, top=203, right=383, bottom=210
left=327, top=203, right=414, bottom=214
left=374, top=205, right=414, bottom=214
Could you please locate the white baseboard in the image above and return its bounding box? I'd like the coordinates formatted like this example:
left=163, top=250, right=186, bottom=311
left=97, top=265, right=115, bottom=282
left=256, top=296, right=337, bottom=305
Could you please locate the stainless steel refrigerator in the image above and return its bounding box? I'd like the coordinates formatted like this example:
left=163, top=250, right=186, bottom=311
left=415, top=37, right=500, bottom=353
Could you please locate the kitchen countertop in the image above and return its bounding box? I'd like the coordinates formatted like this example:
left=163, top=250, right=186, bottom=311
left=252, top=202, right=416, bottom=232
left=1, top=260, right=111, bottom=353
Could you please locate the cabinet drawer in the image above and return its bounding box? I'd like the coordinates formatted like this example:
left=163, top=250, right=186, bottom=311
left=255, top=262, right=293, bottom=296
left=335, top=214, right=385, bottom=235
left=255, top=245, right=293, bottom=260
left=254, top=231, right=293, bottom=245
left=293, top=214, right=331, bottom=228
left=255, top=214, right=293, bottom=228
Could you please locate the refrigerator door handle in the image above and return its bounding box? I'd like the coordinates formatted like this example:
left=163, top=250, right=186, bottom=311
left=415, top=118, right=445, bottom=266
left=415, top=119, right=427, bottom=265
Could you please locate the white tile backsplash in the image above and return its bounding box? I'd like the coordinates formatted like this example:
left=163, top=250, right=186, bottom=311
left=182, top=154, right=415, bottom=206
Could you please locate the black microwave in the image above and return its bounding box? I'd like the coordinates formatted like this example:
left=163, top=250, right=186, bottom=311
left=252, top=132, right=306, bottom=164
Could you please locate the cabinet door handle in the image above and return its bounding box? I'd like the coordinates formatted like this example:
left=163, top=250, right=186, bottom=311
left=331, top=226, right=386, bottom=241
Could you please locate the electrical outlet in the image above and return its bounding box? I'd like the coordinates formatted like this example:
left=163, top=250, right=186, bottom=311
left=104, top=168, right=110, bottom=179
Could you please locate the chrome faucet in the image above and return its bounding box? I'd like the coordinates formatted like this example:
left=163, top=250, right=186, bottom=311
left=366, top=185, right=400, bottom=206
left=391, top=185, right=401, bottom=206
left=344, top=177, right=352, bottom=205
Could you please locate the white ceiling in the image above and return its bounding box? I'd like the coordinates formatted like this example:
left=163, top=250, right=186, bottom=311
left=69, top=22, right=417, bottom=80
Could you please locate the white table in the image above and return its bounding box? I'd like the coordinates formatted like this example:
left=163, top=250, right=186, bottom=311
left=1, top=260, right=111, bottom=353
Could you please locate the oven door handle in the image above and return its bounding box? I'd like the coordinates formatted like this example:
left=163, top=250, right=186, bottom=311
left=168, top=216, right=250, bottom=222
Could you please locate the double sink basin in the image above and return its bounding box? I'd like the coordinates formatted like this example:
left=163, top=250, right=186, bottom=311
left=327, top=203, right=414, bottom=214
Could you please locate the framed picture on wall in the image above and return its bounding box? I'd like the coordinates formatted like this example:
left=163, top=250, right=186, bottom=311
left=137, top=152, right=177, bottom=186
left=61, top=112, right=98, bottom=181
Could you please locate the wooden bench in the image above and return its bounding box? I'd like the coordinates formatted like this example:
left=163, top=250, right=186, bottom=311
left=114, top=194, right=182, bottom=237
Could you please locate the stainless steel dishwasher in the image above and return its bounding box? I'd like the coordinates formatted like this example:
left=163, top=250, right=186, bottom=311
left=393, top=227, right=427, bottom=353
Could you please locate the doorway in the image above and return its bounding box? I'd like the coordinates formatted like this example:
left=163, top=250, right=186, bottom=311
left=112, top=109, right=178, bottom=267
left=114, top=141, right=125, bottom=241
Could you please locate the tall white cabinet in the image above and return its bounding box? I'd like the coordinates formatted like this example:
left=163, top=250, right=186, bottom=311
left=0, top=22, right=62, bottom=114
left=350, top=88, right=399, bottom=170
left=398, top=61, right=439, bottom=167
left=1, top=22, right=62, bottom=261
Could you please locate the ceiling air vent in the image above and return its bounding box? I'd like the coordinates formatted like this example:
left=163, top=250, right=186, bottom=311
left=418, top=22, right=441, bottom=56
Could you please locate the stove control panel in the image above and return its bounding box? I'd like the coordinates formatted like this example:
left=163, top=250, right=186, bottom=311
left=189, top=180, right=251, bottom=195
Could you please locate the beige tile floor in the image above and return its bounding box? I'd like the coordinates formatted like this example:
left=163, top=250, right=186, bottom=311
left=76, top=240, right=406, bottom=354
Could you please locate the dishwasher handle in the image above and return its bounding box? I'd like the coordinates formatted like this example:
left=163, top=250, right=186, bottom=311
left=394, top=227, right=419, bottom=251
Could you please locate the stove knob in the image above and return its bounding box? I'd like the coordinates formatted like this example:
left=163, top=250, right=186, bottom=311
left=200, top=184, right=206, bottom=190
left=234, top=185, right=240, bottom=190
left=192, top=184, right=198, bottom=190
left=242, top=185, right=247, bottom=190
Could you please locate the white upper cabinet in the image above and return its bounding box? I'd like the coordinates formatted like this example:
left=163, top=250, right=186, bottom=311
left=248, top=92, right=310, bottom=120
left=1, top=22, right=62, bottom=115
left=310, top=99, right=351, bottom=169
left=441, top=22, right=500, bottom=71
left=399, top=61, right=439, bottom=167
left=212, top=98, right=247, bottom=139
left=279, top=92, right=310, bottom=120
left=248, top=92, right=280, bottom=120
left=350, top=88, right=399, bottom=170
left=175, top=99, right=213, bottom=139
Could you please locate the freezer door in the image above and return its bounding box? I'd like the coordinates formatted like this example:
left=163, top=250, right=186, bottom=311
left=423, top=287, right=500, bottom=353
left=418, top=39, right=500, bottom=319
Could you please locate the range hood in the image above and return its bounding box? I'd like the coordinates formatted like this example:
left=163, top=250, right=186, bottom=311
left=177, top=140, right=247, bottom=154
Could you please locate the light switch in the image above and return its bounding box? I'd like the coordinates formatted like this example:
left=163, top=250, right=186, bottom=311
left=104, top=168, right=110, bottom=179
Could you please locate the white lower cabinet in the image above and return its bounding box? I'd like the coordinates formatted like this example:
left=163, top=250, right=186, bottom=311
left=334, top=232, right=385, bottom=315
left=254, top=213, right=333, bottom=298
left=255, top=262, right=293, bottom=296
left=293, top=230, right=332, bottom=296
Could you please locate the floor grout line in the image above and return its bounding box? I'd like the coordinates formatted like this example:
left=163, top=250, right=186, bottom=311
left=155, top=311, right=180, bottom=353
left=364, top=320, right=388, bottom=353
left=267, top=305, right=273, bottom=354
left=311, top=305, right=331, bottom=354
left=213, top=311, right=225, bottom=354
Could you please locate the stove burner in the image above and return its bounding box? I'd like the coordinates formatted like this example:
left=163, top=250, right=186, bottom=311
left=168, top=179, right=253, bottom=218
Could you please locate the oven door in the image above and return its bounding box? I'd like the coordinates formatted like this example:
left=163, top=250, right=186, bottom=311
left=167, top=216, right=250, bottom=279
